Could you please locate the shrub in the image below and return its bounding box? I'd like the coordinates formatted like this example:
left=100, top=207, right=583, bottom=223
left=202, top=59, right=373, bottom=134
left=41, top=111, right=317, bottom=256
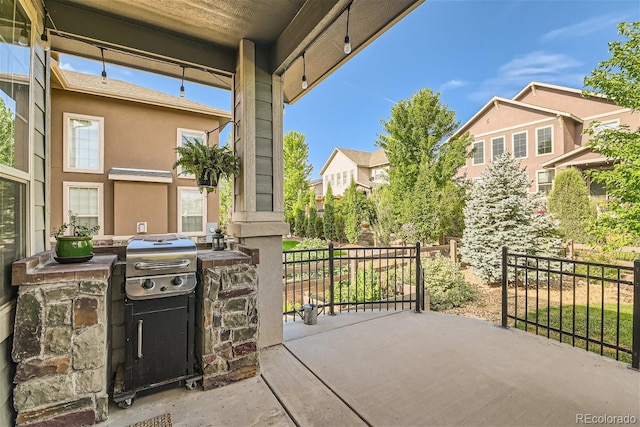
left=422, top=254, right=477, bottom=310
left=329, top=265, right=381, bottom=303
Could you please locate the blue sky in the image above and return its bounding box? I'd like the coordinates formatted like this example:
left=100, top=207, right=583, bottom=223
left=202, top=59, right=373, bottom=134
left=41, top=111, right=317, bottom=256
left=59, top=0, right=639, bottom=179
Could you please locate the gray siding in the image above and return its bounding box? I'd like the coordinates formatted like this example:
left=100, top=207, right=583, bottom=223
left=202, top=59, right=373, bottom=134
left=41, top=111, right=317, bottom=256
left=33, top=45, right=48, bottom=252
left=254, top=48, right=273, bottom=212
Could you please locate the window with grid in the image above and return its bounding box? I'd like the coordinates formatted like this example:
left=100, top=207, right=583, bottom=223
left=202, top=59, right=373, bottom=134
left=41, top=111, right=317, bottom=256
left=536, top=127, right=552, bottom=155
left=64, top=114, right=104, bottom=173
left=337, top=171, right=341, bottom=186
left=472, top=141, right=484, bottom=165
left=491, top=137, right=505, bottom=161
left=176, top=129, right=205, bottom=177
left=594, top=120, right=619, bottom=135
left=342, top=171, right=347, bottom=185
left=178, top=187, right=206, bottom=234
left=512, top=132, right=527, bottom=158
left=537, top=169, right=555, bottom=194
left=63, top=183, right=102, bottom=233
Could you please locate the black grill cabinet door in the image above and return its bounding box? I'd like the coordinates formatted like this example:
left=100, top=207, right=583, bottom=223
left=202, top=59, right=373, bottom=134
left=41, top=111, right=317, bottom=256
left=126, top=295, right=191, bottom=389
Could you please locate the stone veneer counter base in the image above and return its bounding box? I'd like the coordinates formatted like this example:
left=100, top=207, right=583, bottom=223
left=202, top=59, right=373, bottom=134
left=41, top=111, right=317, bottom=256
left=11, top=251, right=117, bottom=427
left=196, top=247, right=260, bottom=390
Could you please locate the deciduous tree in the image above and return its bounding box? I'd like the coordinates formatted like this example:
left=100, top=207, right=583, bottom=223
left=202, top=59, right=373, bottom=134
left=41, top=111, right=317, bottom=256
left=284, top=131, right=312, bottom=225
left=376, top=88, right=472, bottom=241
left=582, top=21, right=640, bottom=247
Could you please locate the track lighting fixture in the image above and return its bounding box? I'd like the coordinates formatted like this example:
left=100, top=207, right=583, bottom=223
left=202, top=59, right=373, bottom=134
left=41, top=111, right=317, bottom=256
left=301, top=52, right=308, bottom=90
left=18, top=23, right=29, bottom=46
left=100, top=48, right=107, bottom=84
left=344, top=4, right=352, bottom=55
left=180, top=66, right=185, bottom=97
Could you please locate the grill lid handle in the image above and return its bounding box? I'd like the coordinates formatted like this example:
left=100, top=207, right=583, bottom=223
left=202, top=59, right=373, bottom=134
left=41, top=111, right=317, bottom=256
left=134, top=259, right=191, bottom=270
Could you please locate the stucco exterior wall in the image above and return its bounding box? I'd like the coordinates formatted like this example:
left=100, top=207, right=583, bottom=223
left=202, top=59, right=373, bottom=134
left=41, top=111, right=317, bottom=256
left=51, top=88, right=222, bottom=237
left=322, top=151, right=357, bottom=196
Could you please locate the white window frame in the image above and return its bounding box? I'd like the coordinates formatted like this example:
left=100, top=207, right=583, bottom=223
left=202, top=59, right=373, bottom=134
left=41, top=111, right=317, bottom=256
left=177, top=186, right=207, bottom=235
left=176, top=128, right=206, bottom=178
left=512, top=131, right=528, bottom=159
left=594, top=119, right=620, bottom=134
left=63, top=113, right=104, bottom=174
left=472, top=141, right=485, bottom=165
left=536, top=169, right=555, bottom=194
left=535, top=125, right=553, bottom=156
left=62, top=181, right=104, bottom=236
left=491, top=136, right=505, bottom=161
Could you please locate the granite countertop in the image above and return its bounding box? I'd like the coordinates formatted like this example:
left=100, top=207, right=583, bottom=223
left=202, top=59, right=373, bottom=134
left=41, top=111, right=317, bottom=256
left=12, top=251, right=118, bottom=285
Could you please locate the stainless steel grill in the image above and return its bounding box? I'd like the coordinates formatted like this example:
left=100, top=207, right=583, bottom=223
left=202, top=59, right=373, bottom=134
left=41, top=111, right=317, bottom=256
left=114, top=234, right=200, bottom=408
left=125, top=234, right=197, bottom=300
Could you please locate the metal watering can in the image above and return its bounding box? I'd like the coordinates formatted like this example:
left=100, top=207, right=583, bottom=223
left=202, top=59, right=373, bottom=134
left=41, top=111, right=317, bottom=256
left=298, top=303, right=318, bottom=325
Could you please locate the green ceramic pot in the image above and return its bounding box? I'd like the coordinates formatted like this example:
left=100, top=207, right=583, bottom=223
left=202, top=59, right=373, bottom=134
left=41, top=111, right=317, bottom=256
left=55, top=236, right=94, bottom=258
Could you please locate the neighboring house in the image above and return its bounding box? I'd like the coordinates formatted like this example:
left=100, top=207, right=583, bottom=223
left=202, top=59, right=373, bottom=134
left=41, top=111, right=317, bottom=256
left=50, top=60, right=232, bottom=239
left=454, top=81, right=639, bottom=198
left=319, top=147, right=389, bottom=199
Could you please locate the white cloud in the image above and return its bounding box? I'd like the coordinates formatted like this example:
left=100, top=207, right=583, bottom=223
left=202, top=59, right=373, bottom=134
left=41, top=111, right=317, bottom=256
left=469, top=51, right=584, bottom=103
left=541, top=14, right=624, bottom=42
left=439, top=79, right=467, bottom=92
left=59, top=61, right=75, bottom=71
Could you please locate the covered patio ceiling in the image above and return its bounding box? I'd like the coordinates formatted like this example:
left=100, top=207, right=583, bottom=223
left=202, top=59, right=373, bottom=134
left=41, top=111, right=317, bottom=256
left=44, top=0, right=425, bottom=104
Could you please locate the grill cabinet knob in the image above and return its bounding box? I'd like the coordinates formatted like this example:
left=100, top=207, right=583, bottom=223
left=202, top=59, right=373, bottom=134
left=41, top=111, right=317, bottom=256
left=172, top=276, right=184, bottom=286
left=142, top=278, right=155, bottom=290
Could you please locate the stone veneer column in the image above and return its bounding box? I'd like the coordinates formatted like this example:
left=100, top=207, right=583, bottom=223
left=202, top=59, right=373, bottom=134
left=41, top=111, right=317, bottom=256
left=11, top=252, right=117, bottom=426
left=196, top=247, right=260, bottom=390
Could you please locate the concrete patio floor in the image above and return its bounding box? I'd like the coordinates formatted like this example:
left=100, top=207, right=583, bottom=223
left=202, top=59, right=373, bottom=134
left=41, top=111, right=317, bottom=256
left=102, top=310, right=640, bottom=427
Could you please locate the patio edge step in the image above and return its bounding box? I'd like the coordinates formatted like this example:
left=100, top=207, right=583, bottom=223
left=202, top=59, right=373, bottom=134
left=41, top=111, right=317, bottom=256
left=260, top=345, right=368, bottom=427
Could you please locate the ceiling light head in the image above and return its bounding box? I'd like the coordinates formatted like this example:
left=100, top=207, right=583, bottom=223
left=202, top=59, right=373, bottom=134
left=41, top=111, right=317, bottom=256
left=343, top=3, right=352, bottom=55
left=343, top=35, right=351, bottom=55
left=100, top=48, right=107, bottom=84
left=301, top=52, right=308, bottom=90
left=180, top=66, right=186, bottom=97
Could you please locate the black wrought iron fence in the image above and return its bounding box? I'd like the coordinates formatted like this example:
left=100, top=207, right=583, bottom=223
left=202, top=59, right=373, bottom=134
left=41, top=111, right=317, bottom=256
left=283, top=243, right=423, bottom=321
left=501, top=246, right=640, bottom=369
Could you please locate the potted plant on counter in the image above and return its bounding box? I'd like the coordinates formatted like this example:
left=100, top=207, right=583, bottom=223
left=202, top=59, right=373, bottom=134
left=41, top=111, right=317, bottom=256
left=173, top=141, right=240, bottom=193
left=53, top=211, right=101, bottom=262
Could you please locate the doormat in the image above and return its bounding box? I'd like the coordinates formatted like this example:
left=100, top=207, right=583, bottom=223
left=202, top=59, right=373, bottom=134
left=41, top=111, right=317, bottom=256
left=129, top=413, right=173, bottom=427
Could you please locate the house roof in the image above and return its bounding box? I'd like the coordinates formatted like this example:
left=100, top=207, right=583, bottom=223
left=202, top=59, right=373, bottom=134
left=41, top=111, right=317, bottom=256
left=51, top=61, right=232, bottom=119
left=319, top=147, right=389, bottom=175
left=540, top=146, right=611, bottom=169
left=451, top=94, right=583, bottom=139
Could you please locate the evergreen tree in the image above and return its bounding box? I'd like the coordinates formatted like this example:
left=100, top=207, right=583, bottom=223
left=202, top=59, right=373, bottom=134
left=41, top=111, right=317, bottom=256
left=306, top=190, right=318, bottom=237
left=370, top=185, right=395, bottom=246
left=340, top=179, right=368, bottom=244
left=323, top=183, right=337, bottom=241
left=547, top=168, right=596, bottom=243
left=460, top=153, right=561, bottom=284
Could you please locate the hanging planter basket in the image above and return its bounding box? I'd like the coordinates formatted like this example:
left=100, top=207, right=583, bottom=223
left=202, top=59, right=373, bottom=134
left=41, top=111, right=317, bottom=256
left=173, top=142, right=239, bottom=193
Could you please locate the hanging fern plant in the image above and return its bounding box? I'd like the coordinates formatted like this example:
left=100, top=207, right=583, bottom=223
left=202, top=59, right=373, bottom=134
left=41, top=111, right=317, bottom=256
left=173, top=141, right=240, bottom=193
